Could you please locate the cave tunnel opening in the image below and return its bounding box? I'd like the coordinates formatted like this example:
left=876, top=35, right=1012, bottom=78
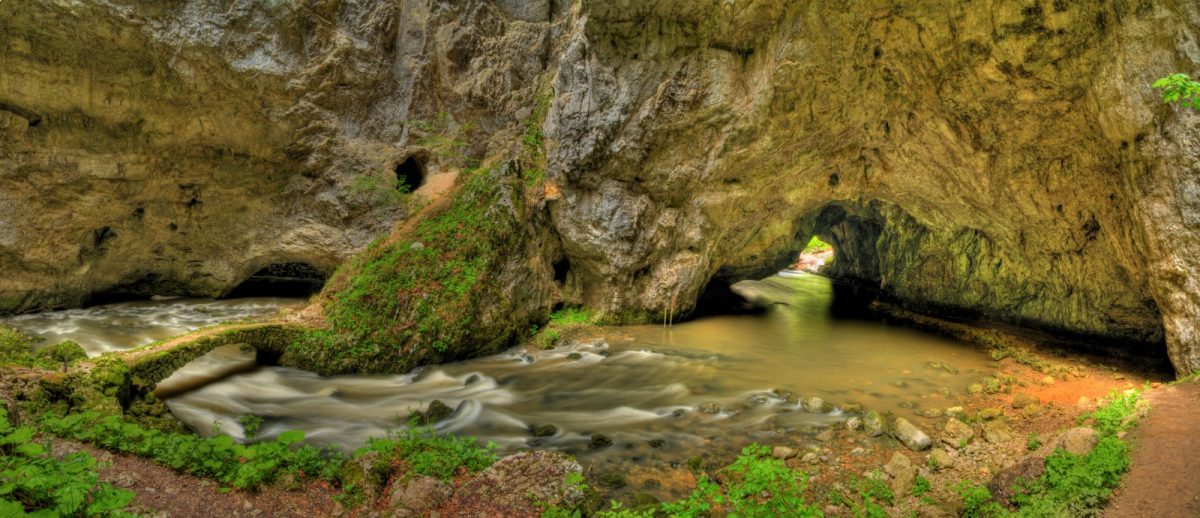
left=395, top=155, right=427, bottom=193
left=224, top=262, right=327, bottom=299
left=692, top=203, right=884, bottom=320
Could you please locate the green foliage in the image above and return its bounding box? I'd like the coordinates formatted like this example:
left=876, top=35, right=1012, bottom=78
left=520, top=94, right=552, bottom=187
left=0, top=408, right=135, bottom=516
left=537, top=329, right=562, bottom=349
left=802, top=236, right=832, bottom=255
left=410, top=112, right=473, bottom=167
left=1026, top=433, right=1042, bottom=452
left=353, top=424, right=496, bottom=481
left=1153, top=73, right=1200, bottom=111
left=849, top=473, right=894, bottom=517
left=912, top=475, right=931, bottom=497
left=954, top=389, right=1143, bottom=517
left=549, top=308, right=594, bottom=327
left=238, top=414, right=264, bottom=440
left=958, top=482, right=1004, bottom=518
left=346, top=173, right=410, bottom=210
left=1081, top=389, right=1141, bottom=436
left=39, top=412, right=344, bottom=490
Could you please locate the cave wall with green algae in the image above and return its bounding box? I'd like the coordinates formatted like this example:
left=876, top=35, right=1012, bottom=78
left=7, top=0, right=1200, bottom=376
left=545, top=0, right=1200, bottom=374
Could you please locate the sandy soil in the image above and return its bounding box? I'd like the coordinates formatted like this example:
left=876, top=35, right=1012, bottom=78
left=1105, top=382, right=1200, bottom=518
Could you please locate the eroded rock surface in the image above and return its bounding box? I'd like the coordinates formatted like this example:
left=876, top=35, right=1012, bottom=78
left=5, top=1, right=1200, bottom=374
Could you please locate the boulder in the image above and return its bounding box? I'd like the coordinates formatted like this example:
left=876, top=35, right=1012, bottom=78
left=803, top=396, right=832, bottom=413
left=845, top=416, right=863, bottom=431
left=1037, top=427, right=1099, bottom=457
left=697, top=401, right=722, bottom=414
left=388, top=475, right=453, bottom=517
left=982, top=421, right=1014, bottom=444
left=891, top=418, right=932, bottom=451
left=772, top=446, right=799, bottom=460
left=988, top=455, right=1046, bottom=506
left=928, top=448, right=954, bottom=471
left=446, top=451, right=583, bottom=516
left=863, top=410, right=886, bottom=437
left=941, top=418, right=975, bottom=449
left=885, top=452, right=917, bottom=495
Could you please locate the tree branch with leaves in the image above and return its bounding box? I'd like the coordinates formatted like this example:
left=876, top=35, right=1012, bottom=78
left=1153, top=73, right=1200, bottom=111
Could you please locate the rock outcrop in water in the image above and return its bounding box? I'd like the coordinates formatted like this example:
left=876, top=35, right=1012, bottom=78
left=4, top=1, right=1200, bottom=374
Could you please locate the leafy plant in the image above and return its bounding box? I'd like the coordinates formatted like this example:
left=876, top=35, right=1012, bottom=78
left=238, top=414, right=264, bottom=440
left=802, top=236, right=832, bottom=254
left=353, top=423, right=496, bottom=481
left=0, top=408, right=135, bottom=516
left=1153, top=73, right=1200, bottom=111
left=39, top=412, right=344, bottom=490
left=912, top=475, right=931, bottom=497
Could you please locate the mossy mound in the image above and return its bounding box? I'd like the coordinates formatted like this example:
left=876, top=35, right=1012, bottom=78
left=284, top=162, right=555, bottom=375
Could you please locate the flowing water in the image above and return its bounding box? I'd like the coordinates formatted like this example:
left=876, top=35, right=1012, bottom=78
left=1, top=297, right=307, bottom=356
left=162, top=274, right=991, bottom=479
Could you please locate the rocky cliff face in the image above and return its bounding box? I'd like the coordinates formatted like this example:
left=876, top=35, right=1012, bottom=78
left=4, top=1, right=1200, bottom=374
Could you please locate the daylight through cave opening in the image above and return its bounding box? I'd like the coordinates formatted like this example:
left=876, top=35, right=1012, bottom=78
left=224, top=262, right=327, bottom=298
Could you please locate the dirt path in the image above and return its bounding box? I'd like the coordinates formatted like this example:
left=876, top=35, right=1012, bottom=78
left=1105, top=382, right=1200, bottom=518
left=55, top=441, right=343, bottom=518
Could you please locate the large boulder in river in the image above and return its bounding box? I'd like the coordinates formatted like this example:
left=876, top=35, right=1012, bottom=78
left=891, top=418, right=932, bottom=451
left=445, top=451, right=583, bottom=517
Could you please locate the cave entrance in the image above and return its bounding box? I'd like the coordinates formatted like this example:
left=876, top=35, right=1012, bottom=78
left=693, top=203, right=882, bottom=319
left=395, top=156, right=426, bottom=193
left=224, top=263, right=326, bottom=299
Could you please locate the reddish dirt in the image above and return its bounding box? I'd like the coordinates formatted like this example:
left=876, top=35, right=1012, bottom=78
left=1105, top=382, right=1200, bottom=518
left=54, top=441, right=343, bottom=518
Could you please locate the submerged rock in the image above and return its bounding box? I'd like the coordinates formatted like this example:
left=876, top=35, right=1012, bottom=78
left=696, top=401, right=723, bottom=414
left=529, top=424, right=558, bottom=437
left=588, top=434, right=613, bottom=449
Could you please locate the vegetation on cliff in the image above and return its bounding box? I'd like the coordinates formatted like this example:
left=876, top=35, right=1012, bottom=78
left=1154, top=73, right=1200, bottom=111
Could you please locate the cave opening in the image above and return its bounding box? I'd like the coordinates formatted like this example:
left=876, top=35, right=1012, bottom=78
left=395, top=155, right=426, bottom=193
left=224, top=263, right=327, bottom=299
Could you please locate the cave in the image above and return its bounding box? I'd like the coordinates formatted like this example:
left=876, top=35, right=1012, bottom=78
left=223, top=263, right=327, bottom=299
left=395, top=155, right=426, bottom=192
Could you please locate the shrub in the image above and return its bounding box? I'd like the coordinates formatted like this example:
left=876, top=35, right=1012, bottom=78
left=1153, top=73, right=1200, bottom=111
left=35, top=340, right=87, bottom=370
left=353, top=424, right=496, bottom=481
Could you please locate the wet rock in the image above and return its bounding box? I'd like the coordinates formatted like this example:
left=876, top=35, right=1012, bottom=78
left=418, top=400, right=454, bottom=424
left=928, top=448, right=954, bottom=471
left=801, top=452, right=819, bottom=464
left=845, top=416, right=863, bottom=431
left=982, top=421, right=1014, bottom=444
left=926, top=361, right=959, bottom=374
left=945, top=407, right=966, bottom=419
left=772, top=388, right=799, bottom=404
left=891, top=418, right=932, bottom=451
left=891, top=380, right=910, bottom=389
left=899, top=401, right=917, bottom=410
left=529, top=424, right=558, bottom=437
left=863, top=410, right=886, bottom=437
left=815, top=429, right=835, bottom=442
left=918, top=408, right=944, bottom=418
left=648, top=439, right=666, bottom=449
left=772, top=446, right=798, bottom=460
left=1011, top=393, right=1039, bottom=409
left=941, top=418, right=975, bottom=449
left=588, top=434, right=613, bottom=449
left=803, top=396, right=832, bottom=413
left=566, top=352, right=583, bottom=360
left=841, top=402, right=864, bottom=414
left=696, top=401, right=722, bottom=414
left=447, top=451, right=583, bottom=515
left=387, top=475, right=452, bottom=517
left=599, top=472, right=627, bottom=489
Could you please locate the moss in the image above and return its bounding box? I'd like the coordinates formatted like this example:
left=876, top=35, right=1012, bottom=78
left=285, top=163, right=540, bottom=375
left=35, top=340, right=87, bottom=370
left=0, top=326, right=35, bottom=365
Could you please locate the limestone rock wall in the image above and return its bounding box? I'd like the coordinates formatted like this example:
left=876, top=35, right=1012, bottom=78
left=5, top=1, right=1200, bottom=374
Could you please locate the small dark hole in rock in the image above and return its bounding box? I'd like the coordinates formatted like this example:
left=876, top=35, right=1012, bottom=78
left=553, top=257, right=571, bottom=284
left=395, top=156, right=426, bottom=192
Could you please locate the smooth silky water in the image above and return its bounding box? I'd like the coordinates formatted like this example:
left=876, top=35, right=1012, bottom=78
left=1, top=297, right=307, bottom=356
left=159, top=274, right=991, bottom=483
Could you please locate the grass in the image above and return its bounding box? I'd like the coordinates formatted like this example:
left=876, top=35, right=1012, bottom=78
left=958, top=389, right=1144, bottom=517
